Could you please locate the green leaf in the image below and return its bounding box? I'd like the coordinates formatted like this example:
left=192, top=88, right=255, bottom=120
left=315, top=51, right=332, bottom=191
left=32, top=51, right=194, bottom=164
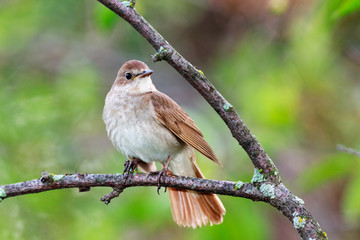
left=332, top=0, right=360, bottom=19
left=342, top=172, right=360, bottom=222
left=297, top=153, right=354, bottom=192
left=94, top=4, right=118, bottom=31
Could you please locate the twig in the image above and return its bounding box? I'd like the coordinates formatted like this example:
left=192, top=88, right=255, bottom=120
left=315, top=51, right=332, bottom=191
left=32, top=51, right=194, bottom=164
left=337, top=144, right=360, bottom=157
left=101, top=186, right=124, bottom=204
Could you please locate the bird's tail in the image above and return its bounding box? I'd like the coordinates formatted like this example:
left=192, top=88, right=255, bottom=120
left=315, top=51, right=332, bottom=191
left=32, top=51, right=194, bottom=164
left=167, top=147, right=225, bottom=228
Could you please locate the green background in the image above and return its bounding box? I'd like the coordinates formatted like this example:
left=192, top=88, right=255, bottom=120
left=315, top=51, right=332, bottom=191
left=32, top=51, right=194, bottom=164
left=0, top=0, right=359, bottom=239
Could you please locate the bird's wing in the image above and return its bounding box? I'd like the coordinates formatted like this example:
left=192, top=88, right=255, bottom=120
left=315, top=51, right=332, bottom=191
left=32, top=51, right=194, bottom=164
left=150, top=91, right=220, bottom=165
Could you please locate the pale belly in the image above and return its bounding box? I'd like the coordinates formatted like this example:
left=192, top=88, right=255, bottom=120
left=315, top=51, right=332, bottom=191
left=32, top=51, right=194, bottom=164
left=103, top=96, right=184, bottom=163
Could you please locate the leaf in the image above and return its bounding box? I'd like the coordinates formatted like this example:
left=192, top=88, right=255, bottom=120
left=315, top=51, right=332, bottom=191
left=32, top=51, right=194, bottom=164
left=297, top=153, right=354, bottom=192
left=93, top=4, right=118, bottom=31
left=342, top=171, right=360, bottom=222
left=332, top=0, right=360, bottom=19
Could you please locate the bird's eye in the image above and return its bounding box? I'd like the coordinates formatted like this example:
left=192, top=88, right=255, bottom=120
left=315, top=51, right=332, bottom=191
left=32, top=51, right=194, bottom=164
left=125, top=72, right=132, bottom=80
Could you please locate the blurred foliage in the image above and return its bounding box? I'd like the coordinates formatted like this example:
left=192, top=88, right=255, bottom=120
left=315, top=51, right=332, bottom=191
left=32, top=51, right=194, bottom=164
left=0, top=0, right=360, bottom=239
left=330, top=0, right=360, bottom=20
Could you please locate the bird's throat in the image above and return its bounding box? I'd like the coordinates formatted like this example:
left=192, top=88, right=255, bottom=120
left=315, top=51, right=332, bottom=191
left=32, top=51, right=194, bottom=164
left=131, top=77, right=156, bottom=93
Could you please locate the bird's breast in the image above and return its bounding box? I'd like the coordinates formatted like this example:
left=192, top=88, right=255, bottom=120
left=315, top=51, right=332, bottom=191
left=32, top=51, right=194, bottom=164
left=103, top=91, right=184, bottom=163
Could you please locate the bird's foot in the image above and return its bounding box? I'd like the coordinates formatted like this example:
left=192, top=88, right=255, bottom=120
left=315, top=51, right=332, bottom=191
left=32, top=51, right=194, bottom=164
left=156, top=155, right=171, bottom=194
left=156, top=169, right=168, bottom=194
left=123, top=158, right=141, bottom=184
left=123, top=158, right=140, bottom=175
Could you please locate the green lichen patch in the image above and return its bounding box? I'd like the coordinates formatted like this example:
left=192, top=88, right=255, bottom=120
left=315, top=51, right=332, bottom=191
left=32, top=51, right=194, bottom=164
left=294, top=196, right=305, bottom=205
left=223, top=102, right=233, bottom=112
left=198, top=69, right=205, bottom=76
left=0, top=187, right=6, bottom=202
left=293, top=216, right=306, bottom=229
left=317, top=230, right=327, bottom=238
left=266, top=158, right=276, bottom=167
left=53, top=175, right=65, bottom=182
left=158, top=46, right=167, bottom=53
left=260, top=183, right=275, bottom=199
left=251, top=168, right=266, bottom=183
left=234, top=181, right=244, bottom=190
left=121, top=0, right=135, bottom=8
left=152, top=46, right=170, bottom=61
left=0, top=188, right=6, bottom=198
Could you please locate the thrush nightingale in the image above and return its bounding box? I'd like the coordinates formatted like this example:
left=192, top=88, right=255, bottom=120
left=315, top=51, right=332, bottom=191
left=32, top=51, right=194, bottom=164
left=103, top=60, right=225, bottom=228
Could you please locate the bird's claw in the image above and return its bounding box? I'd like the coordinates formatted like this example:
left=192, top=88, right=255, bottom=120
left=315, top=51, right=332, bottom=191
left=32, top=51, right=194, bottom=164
left=123, top=158, right=140, bottom=184
left=123, top=158, right=139, bottom=175
left=156, top=169, right=168, bottom=194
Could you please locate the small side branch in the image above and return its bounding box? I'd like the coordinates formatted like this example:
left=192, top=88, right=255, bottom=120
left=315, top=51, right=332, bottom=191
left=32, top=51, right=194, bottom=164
left=337, top=144, right=360, bottom=157
left=101, top=186, right=124, bottom=204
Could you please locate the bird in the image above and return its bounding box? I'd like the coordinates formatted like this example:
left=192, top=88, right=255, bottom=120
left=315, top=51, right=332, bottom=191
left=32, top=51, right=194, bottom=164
left=102, top=59, right=225, bottom=228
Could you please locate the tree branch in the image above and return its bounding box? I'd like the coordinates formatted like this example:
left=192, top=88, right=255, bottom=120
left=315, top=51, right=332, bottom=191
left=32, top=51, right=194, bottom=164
left=1, top=172, right=263, bottom=201
left=1, top=171, right=326, bottom=239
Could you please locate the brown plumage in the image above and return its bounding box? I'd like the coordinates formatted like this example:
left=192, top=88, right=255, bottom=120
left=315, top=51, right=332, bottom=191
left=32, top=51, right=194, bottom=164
left=167, top=151, right=224, bottom=228
left=151, top=91, right=221, bottom=165
left=103, top=60, right=225, bottom=228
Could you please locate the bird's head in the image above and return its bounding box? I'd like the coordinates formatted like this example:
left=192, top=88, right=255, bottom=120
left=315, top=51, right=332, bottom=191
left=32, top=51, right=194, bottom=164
left=114, top=60, right=155, bottom=92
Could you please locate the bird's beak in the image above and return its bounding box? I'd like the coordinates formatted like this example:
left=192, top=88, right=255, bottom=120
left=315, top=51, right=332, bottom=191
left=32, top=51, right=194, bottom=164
left=136, top=70, right=153, bottom=79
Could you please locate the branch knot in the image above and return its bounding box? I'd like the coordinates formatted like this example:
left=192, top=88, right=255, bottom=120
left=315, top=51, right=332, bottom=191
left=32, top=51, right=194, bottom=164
left=151, top=47, right=171, bottom=62
left=40, top=171, right=54, bottom=185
